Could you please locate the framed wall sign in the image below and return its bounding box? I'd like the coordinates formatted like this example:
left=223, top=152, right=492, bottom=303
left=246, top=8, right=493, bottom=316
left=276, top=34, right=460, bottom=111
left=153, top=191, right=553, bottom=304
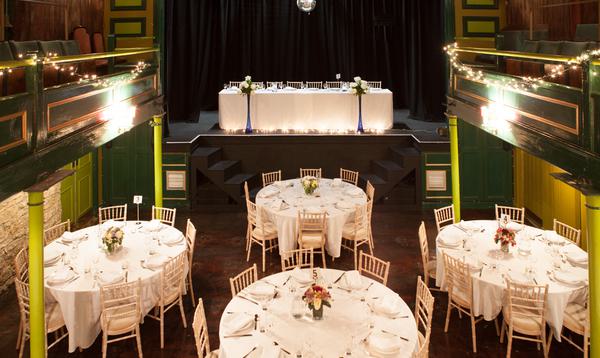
left=462, top=0, right=499, bottom=10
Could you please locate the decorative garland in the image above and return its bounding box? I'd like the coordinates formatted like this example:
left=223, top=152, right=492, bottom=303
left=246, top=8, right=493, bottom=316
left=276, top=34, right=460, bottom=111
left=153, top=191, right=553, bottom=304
left=444, top=43, right=600, bottom=91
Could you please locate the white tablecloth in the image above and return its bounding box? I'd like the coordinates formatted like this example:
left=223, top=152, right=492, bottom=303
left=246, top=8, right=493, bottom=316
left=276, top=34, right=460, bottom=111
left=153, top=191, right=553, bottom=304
left=218, top=88, right=394, bottom=131
left=435, top=220, right=588, bottom=339
left=43, top=221, right=187, bottom=352
left=219, top=269, right=417, bottom=357
left=256, top=179, right=367, bottom=258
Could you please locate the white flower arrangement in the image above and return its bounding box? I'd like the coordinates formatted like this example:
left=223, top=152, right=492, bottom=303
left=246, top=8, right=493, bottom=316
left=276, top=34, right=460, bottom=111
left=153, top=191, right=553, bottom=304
left=238, top=75, right=258, bottom=95
left=102, top=227, right=124, bottom=254
left=302, top=176, right=319, bottom=195
left=350, top=76, right=369, bottom=96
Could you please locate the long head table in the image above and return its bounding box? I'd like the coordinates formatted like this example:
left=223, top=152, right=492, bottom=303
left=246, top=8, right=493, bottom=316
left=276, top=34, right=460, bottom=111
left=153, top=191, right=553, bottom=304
left=218, top=88, right=393, bottom=131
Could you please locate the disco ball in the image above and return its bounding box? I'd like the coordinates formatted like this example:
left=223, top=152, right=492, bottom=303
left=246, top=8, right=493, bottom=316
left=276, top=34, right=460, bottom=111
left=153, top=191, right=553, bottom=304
left=297, top=0, right=316, bottom=13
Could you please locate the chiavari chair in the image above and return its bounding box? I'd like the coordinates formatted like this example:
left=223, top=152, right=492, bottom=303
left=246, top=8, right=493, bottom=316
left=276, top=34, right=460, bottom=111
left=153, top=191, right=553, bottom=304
left=342, top=203, right=373, bottom=269
left=44, top=219, right=71, bottom=246
left=340, top=168, right=359, bottom=186
left=434, top=204, right=455, bottom=233
left=13, top=248, right=28, bottom=350
left=495, top=204, right=525, bottom=224
left=500, top=280, right=549, bottom=358
left=553, top=219, right=581, bottom=246
left=192, top=298, right=220, bottom=357
left=299, top=168, right=321, bottom=178
left=267, top=81, right=283, bottom=88
left=286, top=81, right=303, bottom=89
left=262, top=170, right=282, bottom=187
left=325, top=81, right=341, bottom=88
left=146, top=251, right=188, bottom=349
left=246, top=199, right=278, bottom=272
left=297, top=210, right=328, bottom=268
left=366, top=81, right=382, bottom=88
left=366, top=180, right=375, bottom=202
left=185, top=219, right=197, bottom=307
left=100, top=279, right=143, bottom=358
left=98, top=204, right=127, bottom=224
left=305, top=81, right=323, bottom=89
left=414, top=276, right=435, bottom=358
left=229, top=81, right=241, bottom=87
left=547, top=301, right=589, bottom=358
left=281, top=248, right=314, bottom=272
left=357, top=251, right=390, bottom=286
left=152, top=205, right=177, bottom=226
left=230, top=264, right=258, bottom=297
left=418, top=221, right=437, bottom=289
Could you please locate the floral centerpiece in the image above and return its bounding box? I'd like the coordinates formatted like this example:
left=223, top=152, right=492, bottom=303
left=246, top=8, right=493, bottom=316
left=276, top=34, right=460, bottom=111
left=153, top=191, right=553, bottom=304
left=102, top=227, right=124, bottom=254
left=237, top=75, right=258, bottom=134
left=494, top=227, right=516, bottom=253
left=301, top=176, right=319, bottom=195
left=350, top=76, right=370, bottom=133
left=302, top=284, right=331, bottom=320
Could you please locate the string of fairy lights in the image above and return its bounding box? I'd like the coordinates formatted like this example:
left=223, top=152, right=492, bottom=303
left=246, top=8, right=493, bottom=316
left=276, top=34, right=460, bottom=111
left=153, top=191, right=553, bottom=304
left=444, top=43, right=600, bottom=92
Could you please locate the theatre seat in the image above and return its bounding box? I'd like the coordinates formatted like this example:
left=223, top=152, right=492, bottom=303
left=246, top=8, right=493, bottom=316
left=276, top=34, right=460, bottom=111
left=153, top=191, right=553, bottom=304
left=92, top=32, right=109, bottom=75
left=575, top=24, right=599, bottom=42
left=7, top=41, right=40, bottom=95
left=38, top=41, right=65, bottom=87
left=72, top=26, right=96, bottom=74
left=505, top=40, right=540, bottom=77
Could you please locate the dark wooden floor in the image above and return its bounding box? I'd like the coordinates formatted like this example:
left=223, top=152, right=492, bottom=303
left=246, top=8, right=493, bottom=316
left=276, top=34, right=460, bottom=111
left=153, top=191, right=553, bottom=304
left=0, top=208, right=583, bottom=357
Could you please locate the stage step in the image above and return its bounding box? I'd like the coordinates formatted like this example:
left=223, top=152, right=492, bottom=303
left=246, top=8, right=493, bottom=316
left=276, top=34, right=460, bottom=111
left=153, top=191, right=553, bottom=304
left=208, top=160, right=241, bottom=182
left=372, top=160, right=404, bottom=181
left=191, top=146, right=223, bottom=168
left=390, top=145, right=420, bottom=167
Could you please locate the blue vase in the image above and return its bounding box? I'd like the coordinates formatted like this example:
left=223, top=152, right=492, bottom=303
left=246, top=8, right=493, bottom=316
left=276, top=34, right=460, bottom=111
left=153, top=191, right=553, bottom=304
left=357, top=95, right=364, bottom=133
left=245, top=94, right=253, bottom=134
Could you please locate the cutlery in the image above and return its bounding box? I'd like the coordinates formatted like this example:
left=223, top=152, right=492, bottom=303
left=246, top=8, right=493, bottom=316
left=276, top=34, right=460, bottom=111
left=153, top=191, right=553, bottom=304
left=273, top=341, right=291, bottom=355
left=533, top=278, right=538, bottom=285
left=335, top=285, right=352, bottom=293
left=237, top=295, right=260, bottom=306
left=254, top=314, right=258, bottom=330
left=242, top=345, right=258, bottom=358
left=282, top=275, right=291, bottom=286
left=479, top=268, right=483, bottom=278
left=365, top=282, right=374, bottom=291
left=223, top=333, right=253, bottom=339
left=263, top=280, right=280, bottom=289
left=393, top=315, right=410, bottom=319
left=381, top=329, right=409, bottom=341
left=333, top=272, right=346, bottom=284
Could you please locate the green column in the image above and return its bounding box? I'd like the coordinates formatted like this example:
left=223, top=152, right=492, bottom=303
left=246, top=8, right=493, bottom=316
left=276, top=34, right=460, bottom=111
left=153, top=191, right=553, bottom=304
left=448, top=115, right=461, bottom=222
left=586, top=195, right=600, bottom=355
left=28, top=192, right=45, bottom=358
left=153, top=115, right=163, bottom=207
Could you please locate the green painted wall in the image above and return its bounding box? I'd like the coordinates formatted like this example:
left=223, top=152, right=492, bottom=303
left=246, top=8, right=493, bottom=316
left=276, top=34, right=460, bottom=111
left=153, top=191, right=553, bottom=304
left=61, top=153, right=94, bottom=223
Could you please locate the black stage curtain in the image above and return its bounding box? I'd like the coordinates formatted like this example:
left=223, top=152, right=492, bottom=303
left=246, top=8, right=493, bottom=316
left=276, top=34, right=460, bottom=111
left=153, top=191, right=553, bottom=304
left=165, top=0, right=446, bottom=122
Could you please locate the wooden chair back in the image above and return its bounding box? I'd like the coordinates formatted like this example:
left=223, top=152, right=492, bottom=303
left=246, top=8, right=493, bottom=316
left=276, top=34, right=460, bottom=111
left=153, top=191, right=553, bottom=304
left=186, top=219, right=197, bottom=268
left=14, top=278, right=31, bottom=328
left=553, top=219, right=581, bottom=246
left=367, top=81, right=382, bottom=88
left=100, top=279, right=142, bottom=334
left=297, top=211, right=327, bottom=242
left=505, top=280, right=548, bottom=335
left=340, top=168, right=359, bottom=186
left=99, top=204, right=127, bottom=223
left=152, top=205, right=176, bottom=226
left=305, top=81, right=323, bottom=89
left=443, top=253, right=473, bottom=306
left=160, top=251, right=187, bottom=304
left=366, top=180, right=375, bottom=202
left=229, top=264, right=258, bottom=297
left=325, top=81, right=341, bottom=88
left=281, top=248, right=314, bottom=271
left=192, top=298, right=212, bottom=357
left=44, top=220, right=71, bottom=246
left=358, top=251, right=390, bottom=286
left=418, top=221, right=430, bottom=277
left=495, top=204, right=525, bottom=224
left=14, top=248, right=28, bottom=282
left=434, top=204, right=455, bottom=232
left=414, top=276, right=435, bottom=358
left=299, top=168, right=322, bottom=178
left=267, top=81, right=283, bottom=88
left=244, top=181, right=250, bottom=202
left=262, top=170, right=281, bottom=187
left=229, top=81, right=241, bottom=87
left=287, top=81, right=303, bottom=89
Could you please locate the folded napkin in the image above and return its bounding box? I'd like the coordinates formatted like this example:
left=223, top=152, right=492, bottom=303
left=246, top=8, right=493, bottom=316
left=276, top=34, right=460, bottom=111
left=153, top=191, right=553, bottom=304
left=60, top=231, right=78, bottom=243
left=270, top=199, right=289, bottom=211
left=437, top=234, right=461, bottom=248
left=517, top=242, right=532, bottom=255
left=144, top=255, right=169, bottom=269
left=224, top=313, right=254, bottom=335
left=44, top=247, right=62, bottom=265
left=145, top=220, right=163, bottom=232
left=374, top=295, right=402, bottom=316
left=367, top=332, right=402, bottom=355
left=554, top=268, right=587, bottom=285
left=261, top=346, right=282, bottom=358
left=507, top=271, right=530, bottom=284
left=463, top=256, right=483, bottom=271
left=344, top=270, right=363, bottom=290
left=291, top=267, right=313, bottom=284
left=345, top=187, right=364, bottom=197
left=544, top=230, right=564, bottom=244
left=261, top=187, right=279, bottom=198
left=458, top=220, right=480, bottom=232
left=47, top=267, right=75, bottom=286
left=98, top=270, right=125, bottom=285
left=284, top=86, right=296, bottom=91
left=505, top=222, right=524, bottom=232
left=332, top=178, right=343, bottom=187
left=161, top=231, right=183, bottom=245
left=246, top=282, right=276, bottom=298
left=565, top=248, right=588, bottom=265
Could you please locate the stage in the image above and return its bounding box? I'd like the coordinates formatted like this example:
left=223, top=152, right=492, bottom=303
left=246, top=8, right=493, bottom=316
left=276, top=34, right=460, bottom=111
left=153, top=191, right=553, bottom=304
left=164, top=110, right=450, bottom=209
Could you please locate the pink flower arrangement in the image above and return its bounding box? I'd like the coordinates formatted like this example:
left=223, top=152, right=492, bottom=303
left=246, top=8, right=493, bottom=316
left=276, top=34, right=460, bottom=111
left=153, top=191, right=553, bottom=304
left=494, top=227, right=516, bottom=247
left=302, top=284, right=331, bottom=311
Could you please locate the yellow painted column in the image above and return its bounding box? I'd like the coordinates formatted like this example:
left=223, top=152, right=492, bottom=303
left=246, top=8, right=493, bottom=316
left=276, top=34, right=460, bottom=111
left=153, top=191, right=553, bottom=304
left=586, top=195, right=600, bottom=355
left=448, top=115, right=461, bottom=221
left=153, top=115, right=163, bottom=207
left=28, top=191, right=45, bottom=358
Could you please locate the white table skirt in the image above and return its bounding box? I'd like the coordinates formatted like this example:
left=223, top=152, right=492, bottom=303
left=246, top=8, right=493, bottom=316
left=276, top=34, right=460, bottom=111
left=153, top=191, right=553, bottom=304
left=219, top=269, right=418, bottom=357
left=434, top=220, right=588, bottom=340
left=43, top=221, right=187, bottom=352
left=218, top=88, right=394, bottom=131
left=256, top=179, right=367, bottom=258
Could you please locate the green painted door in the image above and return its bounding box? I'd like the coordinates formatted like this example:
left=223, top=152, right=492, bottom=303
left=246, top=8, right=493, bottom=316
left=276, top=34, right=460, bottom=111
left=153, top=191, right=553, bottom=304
left=102, top=123, right=154, bottom=206
left=61, top=163, right=75, bottom=223
left=61, top=153, right=94, bottom=223
left=459, top=120, right=513, bottom=208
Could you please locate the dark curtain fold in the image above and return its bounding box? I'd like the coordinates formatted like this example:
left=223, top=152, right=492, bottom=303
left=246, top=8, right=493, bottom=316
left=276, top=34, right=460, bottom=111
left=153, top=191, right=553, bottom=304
left=165, top=0, right=446, bottom=122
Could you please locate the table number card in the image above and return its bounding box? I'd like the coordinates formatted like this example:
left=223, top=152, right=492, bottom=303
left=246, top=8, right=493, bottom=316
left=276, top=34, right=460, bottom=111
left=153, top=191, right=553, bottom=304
left=133, top=195, right=143, bottom=204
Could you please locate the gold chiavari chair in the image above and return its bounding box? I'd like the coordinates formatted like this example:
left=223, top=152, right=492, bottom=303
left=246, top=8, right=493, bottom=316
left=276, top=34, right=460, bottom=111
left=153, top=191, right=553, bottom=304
left=366, top=180, right=375, bottom=202
left=414, top=276, right=435, bottom=358
left=357, top=251, right=390, bottom=286
left=267, top=81, right=283, bottom=88
left=14, top=248, right=28, bottom=350
left=287, top=81, right=303, bottom=89
left=300, top=168, right=322, bottom=178
left=185, top=219, right=197, bottom=307
left=553, top=219, right=581, bottom=246
left=434, top=204, right=455, bottom=233
left=500, top=280, right=549, bottom=358
left=418, top=221, right=437, bottom=289
left=246, top=200, right=278, bottom=272
left=547, top=301, right=589, bottom=358
left=152, top=205, right=177, bottom=226
left=244, top=181, right=250, bottom=202
left=100, top=279, right=143, bottom=358
left=325, top=81, right=342, bottom=88
left=98, top=204, right=127, bottom=224
left=443, top=253, right=490, bottom=353
left=281, top=248, right=314, bottom=272
left=254, top=81, right=264, bottom=88
left=340, top=168, right=359, bottom=186
left=262, top=170, right=282, bottom=187
left=495, top=204, right=525, bottom=224
left=230, top=264, right=258, bottom=298
left=15, top=278, right=68, bottom=358
left=229, top=81, right=241, bottom=88
left=297, top=211, right=328, bottom=268
left=305, top=81, right=323, bottom=89
left=192, top=298, right=220, bottom=357
left=44, top=220, right=71, bottom=246
left=342, top=203, right=373, bottom=269
left=146, top=251, right=188, bottom=349
left=366, top=81, right=382, bottom=88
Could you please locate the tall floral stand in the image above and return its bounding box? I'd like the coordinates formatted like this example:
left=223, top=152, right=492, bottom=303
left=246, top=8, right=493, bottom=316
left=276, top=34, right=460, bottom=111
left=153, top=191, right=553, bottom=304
left=357, top=95, right=364, bottom=133
left=245, top=94, right=253, bottom=134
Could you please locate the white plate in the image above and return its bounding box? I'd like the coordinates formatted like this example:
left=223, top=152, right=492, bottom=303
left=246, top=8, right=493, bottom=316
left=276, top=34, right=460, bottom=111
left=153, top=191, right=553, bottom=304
left=98, top=270, right=125, bottom=285
left=47, top=268, right=75, bottom=286
left=44, top=247, right=62, bottom=265
left=144, top=255, right=169, bottom=269
left=246, top=282, right=276, bottom=299
left=223, top=313, right=254, bottom=335
left=161, top=233, right=184, bottom=246
left=367, top=332, right=402, bottom=356
left=372, top=296, right=403, bottom=317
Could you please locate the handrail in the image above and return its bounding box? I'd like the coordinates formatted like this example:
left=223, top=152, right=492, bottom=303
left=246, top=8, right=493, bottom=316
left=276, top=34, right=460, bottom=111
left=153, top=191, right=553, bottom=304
left=0, top=59, right=36, bottom=70
left=50, top=48, right=158, bottom=64
left=453, top=46, right=576, bottom=63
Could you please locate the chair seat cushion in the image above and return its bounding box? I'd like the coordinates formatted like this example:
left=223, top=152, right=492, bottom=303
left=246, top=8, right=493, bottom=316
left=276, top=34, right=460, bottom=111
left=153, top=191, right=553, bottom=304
left=102, top=307, right=140, bottom=334
left=299, top=233, right=324, bottom=248
left=563, top=302, right=587, bottom=335
left=46, top=303, right=65, bottom=333
left=252, top=222, right=277, bottom=240
left=342, top=224, right=369, bottom=240
left=426, top=260, right=437, bottom=279
left=503, top=306, right=544, bottom=335
left=450, top=288, right=471, bottom=309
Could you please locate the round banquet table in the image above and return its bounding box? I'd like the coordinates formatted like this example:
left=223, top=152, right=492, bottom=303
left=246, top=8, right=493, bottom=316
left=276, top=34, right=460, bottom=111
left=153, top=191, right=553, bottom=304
left=43, top=220, right=187, bottom=352
left=256, top=178, right=367, bottom=258
left=219, top=269, right=417, bottom=357
left=434, top=220, right=588, bottom=340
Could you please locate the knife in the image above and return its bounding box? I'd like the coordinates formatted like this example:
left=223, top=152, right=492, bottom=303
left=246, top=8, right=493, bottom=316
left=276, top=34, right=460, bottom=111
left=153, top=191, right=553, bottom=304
left=242, top=345, right=258, bottom=358
left=237, top=295, right=260, bottom=306
left=333, top=272, right=346, bottom=284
